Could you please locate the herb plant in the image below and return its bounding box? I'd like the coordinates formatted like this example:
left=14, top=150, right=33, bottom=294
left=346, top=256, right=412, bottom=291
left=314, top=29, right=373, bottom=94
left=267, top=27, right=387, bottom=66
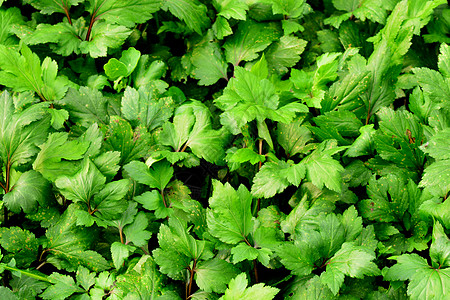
left=0, top=0, right=449, bottom=299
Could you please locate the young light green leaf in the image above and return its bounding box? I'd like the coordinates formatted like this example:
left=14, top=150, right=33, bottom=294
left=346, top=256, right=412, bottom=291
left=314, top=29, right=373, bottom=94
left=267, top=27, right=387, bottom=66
left=123, top=211, right=152, bottom=247
left=111, top=242, right=135, bottom=270
left=384, top=253, right=450, bottom=300
left=430, top=222, right=450, bottom=268
left=265, top=35, right=307, bottom=75
left=220, top=273, right=279, bottom=300
left=214, top=0, right=248, bottom=20
left=0, top=45, right=70, bottom=101
left=40, top=273, right=84, bottom=300
left=124, top=160, right=173, bottom=191
left=320, top=242, right=379, bottom=295
left=0, top=7, right=24, bottom=46
left=207, top=181, right=254, bottom=244
left=195, top=258, right=239, bottom=293
left=104, top=47, right=141, bottom=80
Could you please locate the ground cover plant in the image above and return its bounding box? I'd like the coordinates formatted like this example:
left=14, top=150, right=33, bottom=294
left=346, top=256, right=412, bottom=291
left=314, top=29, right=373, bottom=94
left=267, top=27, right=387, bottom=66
left=0, top=0, right=449, bottom=299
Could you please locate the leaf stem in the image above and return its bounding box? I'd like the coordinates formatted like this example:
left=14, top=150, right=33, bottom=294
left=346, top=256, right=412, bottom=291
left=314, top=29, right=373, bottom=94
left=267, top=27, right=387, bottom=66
left=119, top=227, right=124, bottom=244
left=63, top=6, right=72, bottom=25
left=186, top=260, right=197, bottom=299
left=2, top=264, right=50, bottom=282
left=253, top=259, right=259, bottom=283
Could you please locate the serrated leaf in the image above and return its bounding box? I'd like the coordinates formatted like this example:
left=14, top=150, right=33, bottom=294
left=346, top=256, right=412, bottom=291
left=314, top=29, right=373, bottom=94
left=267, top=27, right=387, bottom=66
left=24, top=0, right=83, bottom=15
left=419, top=160, right=450, bottom=197
left=4, top=170, right=51, bottom=214
left=162, top=0, right=210, bottom=34
left=301, top=140, right=346, bottom=192
left=358, top=174, right=410, bottom=223
left=103, top=116, right=152, bottom=164
left=45, top=204, right=110, bottom=272
left=214, top=0, right=248, bottom=20
left=123, top=211, right=152, bottom=247
left=190, top=33, right=228, bottom=85
left=384, top=253, right=450, bottom=300
left=252, top=161, right=305, bottom=198
left=111, top=242, right=135, bottom=270
left=0, top=7, right=24, bottom=46
left=277, top=242, right=315, bottom=276
left=207, top=181, right=253, bottom=244
left=0, top=45, right=70, bottom=101
left=430, top=222, right=450, bottom=268
left=115, top=255, right=166, bottom=298
left=59, top=87, right=109, bottom=129
left=55, top=158, right=106, bottom=205
left=40, top=273, right=84, bottom=300
left=345, top=124, right=376, bottom=157
left=223, top=19, right=281, bottom=66
left=320, top=242, right=379, bottom=295
left=220, top=273, right=279, bottom=300
left=277, top=118, right=312, bottom=157
left=124, top=160, right=173, bottom=191
left=33, top=132, right=89, bottom=181
left=92, top=179, right=130, bottom=220
left=420, top=128, right=450, bottom=160
left=195, top=258, right=239, bottom=293
left=121, top=86, right=175, bottom=131
left=0, top=227, right=38, bottom=267
left=160, top=102, right=228, bottom=164
left=79, top=21, right=131, bottom=58
left=265, top=35, right=307, bottom=75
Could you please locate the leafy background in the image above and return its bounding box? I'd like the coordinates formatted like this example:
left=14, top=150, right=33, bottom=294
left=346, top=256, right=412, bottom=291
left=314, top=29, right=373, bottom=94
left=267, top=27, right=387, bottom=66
left=0, top=0, right=449, bottom=299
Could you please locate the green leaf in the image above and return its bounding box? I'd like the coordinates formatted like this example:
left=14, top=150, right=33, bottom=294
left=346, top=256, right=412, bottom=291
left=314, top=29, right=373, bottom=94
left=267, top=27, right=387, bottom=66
left=212, top=16, right=233, bottom=39
left=252, top=161, right=306, bottom=198
left=277, top=242, right=315, bottom=276
left=277, top=118, right=312, bottom=157
left=24, top=0, right=83, bottom=15
left=430, top=222, right=450, bottom=268
left=223, top=19, right=281, bottom=66
left=115, top=255, right=166, bottom=298
left=326, top=0, right=389, bottom=28
left=190, top=32, right=228, bottom=85
left=0, top=45, right=70, bottom=101
left=0, top=7, right=24, bottom=46
left=55, top=158, right=106, bottom=205
left=4, top=170, right=51, bottom=214
left=220, top=273, right=279, bottom=300
left=214, top=0, right=248, bottom=20
left=76, top=266, right=96, bottom=291
left=301, top=140, right=346, bottom=192
left=358, top=174, right=410, bottom=223
left=59, top=87, right=109, bottom=129
left=121, top=86, right=175, bottom=130
left=154, top=217, right=213, bottom=279
left=111, top=242, right=135, bottom=270
left=79, top=21, right=131, bottom=58
left=195, top=258, right=239, bottom=293
left=283, top=275, right=334, bottom=300
left=320, top=242, right=379, bottom=295
left=160, top=102, right=229, bottom=164
left=419, top=160, right=450, bottom=197
left=123, top=211, right=152, bottom=247
left=134, top=190, right=170, bottom=219
left=103, top=116, right=152, bottom=164
left=40, top=273, right=84, bottom=300
left=124, top=160, right=173, bottom=191
left=420, top=128, right=450, bottom=160
left=265, top=35, right=307, bottom=75
left=33, top=132, right=90, bottom=181
left=88, top=0, right=162, bottom=27
left=45, top=204, right=110, bottom=272
left=0, top=286, right=18, bottom=300
left=345, top=124, right=376, bottom=157
left=162, top=0, right=210, bottom=34
left=207, top=181, right=254, bottom=244
left=92, top=179, right=130, bottom=220
left=0, top=227, right=38, bottom=267
left=104, top=47, right=141, bottom=80
left=216, top=62, right=307, bottom=134
left=384, top=253, right=450, bottom=300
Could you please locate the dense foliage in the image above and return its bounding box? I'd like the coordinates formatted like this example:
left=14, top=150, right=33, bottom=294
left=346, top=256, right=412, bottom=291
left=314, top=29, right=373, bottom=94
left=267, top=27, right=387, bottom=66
left=0, top=0, right=449, bottom=299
